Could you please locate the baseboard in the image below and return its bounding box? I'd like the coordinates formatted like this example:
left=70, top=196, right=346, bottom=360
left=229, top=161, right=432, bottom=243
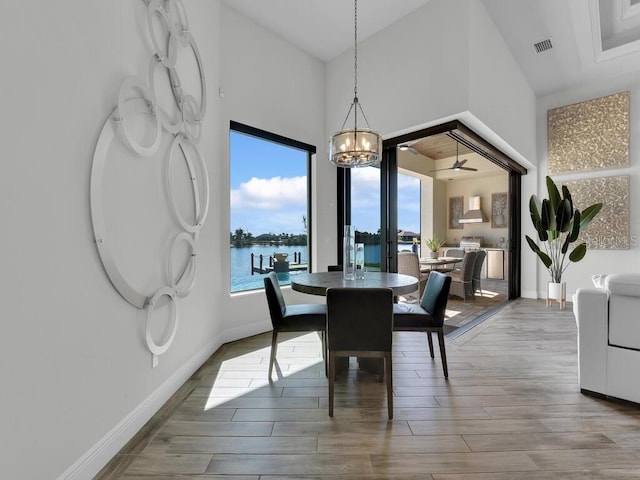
left=581, top=388, right=640, bottom=407
left=520, top=289, right=538, bottom=299
left=57, top=335, right=222, bottom=480
left=223, top=319, right=270, bottom=344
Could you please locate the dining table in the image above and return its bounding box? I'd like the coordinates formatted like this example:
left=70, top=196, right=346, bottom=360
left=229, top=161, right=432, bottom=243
left=290, top=271, right=418, bottom=297
left=419, top=256, right=463, bottom=272
left=290, top=271, right=418, bottom=375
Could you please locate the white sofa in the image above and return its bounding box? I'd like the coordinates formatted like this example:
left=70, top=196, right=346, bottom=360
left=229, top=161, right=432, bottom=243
left=574, top=273, right=640, bottom=403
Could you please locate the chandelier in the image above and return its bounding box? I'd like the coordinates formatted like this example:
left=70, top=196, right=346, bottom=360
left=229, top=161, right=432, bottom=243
left=329, top=0, right=382, bottom=167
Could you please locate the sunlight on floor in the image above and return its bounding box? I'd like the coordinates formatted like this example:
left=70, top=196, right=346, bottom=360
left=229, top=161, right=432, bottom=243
left=204, top=333, right=323, bottom=410
left=476, top=289, right=499, bottom=298
left=445, top=308, right=461, bottom=318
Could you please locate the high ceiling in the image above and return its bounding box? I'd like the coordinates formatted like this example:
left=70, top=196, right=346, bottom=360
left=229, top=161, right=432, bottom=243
left=222, top=0, right=640, bottom=97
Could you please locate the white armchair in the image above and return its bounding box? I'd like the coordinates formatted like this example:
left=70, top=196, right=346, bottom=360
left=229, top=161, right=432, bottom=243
left=574, top=273, right=640, bottom=403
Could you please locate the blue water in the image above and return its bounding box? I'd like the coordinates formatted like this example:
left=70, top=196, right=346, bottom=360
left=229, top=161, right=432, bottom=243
left=230, top=244, right=382, bottom=292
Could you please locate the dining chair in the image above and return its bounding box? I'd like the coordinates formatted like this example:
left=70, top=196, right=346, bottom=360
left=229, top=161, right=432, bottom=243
left=326, top=287, right=394, bottom=419
left=472, top=250, right=487, bottom=296
left=263, top=272, right=327, bottom=380
left=448, top=251, right=478, bottom=301
left=397, top=251, right=429, bottom=303
left=393, top=271, right=452, bottom=377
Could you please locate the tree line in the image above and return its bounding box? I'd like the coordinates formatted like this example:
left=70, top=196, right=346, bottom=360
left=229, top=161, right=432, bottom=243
left=230, top=228, right=382, bottom=247
left=230, top=228, right=307, bottom=247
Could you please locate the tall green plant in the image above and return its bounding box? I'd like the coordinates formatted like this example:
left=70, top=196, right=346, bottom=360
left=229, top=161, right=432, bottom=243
left=526, top=176, right=603, bottom=283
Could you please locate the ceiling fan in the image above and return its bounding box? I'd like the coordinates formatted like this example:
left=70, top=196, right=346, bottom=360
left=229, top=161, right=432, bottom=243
left=398, top=143, right=418, bottom=154
left=430, top=142, right=478, bottom=172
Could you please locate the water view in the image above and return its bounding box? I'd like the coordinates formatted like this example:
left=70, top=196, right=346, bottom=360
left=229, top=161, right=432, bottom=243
left=230, top=244, right=382, bottom=292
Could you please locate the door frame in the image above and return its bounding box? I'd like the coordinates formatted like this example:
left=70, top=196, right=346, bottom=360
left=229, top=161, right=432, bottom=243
left=338, top=120, right=525, bottom=300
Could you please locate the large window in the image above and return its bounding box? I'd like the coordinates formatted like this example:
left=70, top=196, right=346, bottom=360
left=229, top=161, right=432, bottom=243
left=229, top=122, right=314, bottom=293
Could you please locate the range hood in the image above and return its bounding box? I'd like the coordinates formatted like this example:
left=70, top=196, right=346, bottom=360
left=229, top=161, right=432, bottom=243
left=459, top=196, right=488, bottom=223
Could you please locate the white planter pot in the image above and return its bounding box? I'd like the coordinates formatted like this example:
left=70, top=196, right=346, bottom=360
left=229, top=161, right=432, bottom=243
left=547, top=281, right=566, bottom=309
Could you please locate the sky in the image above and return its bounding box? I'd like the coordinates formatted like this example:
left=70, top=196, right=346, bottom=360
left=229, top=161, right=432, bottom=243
left=230, top=131, right=421, bottom=236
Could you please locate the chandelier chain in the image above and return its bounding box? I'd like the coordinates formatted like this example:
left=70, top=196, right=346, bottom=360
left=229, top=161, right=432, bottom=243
left=354, top=0, right=358, bottom=100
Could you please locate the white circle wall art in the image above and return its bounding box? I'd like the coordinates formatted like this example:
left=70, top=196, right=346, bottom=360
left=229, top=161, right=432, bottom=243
left=168, top=31, right=207, bottom=123
left=148, top=55, right=183, bottom=135
left=91, top=0, right=206, bottom=358
left=165, top=0, right=190, bottom=47
left=166, top=134, right=210, bottom=234
left=168, top=231, right=197, bottom=298
left=145, top=286, right=179, bottom=355
left=116, top=76, right=162, bottom=157
left=180, top=94, right=202, bottom=142
left=90, top=108, right=151, bottom=309
left=147, top=0, right=178, bottom=68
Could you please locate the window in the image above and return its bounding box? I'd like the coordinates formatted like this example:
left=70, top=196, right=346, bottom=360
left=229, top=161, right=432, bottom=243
left=229, top=122, right=314, bottom=293
left=397, top=172, right=421, bottom=255
left=350, top=166, right=382, bottom=272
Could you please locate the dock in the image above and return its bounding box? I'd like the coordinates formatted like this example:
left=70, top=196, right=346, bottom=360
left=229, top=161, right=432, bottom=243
left=251, top=252, right=308, bottom=275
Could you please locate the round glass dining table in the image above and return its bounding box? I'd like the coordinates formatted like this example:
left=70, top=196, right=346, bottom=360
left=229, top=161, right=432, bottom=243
left=290, top=271, right=418, bottom=296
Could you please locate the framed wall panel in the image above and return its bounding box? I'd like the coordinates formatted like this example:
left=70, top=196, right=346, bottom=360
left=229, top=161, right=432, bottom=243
left=449, top=196, right=463, bottom=230
left=563, top=175, right=629, bottom=250
left=547, top=91, right=629, bottom=175
left=491, top=192, right=508, bottom=229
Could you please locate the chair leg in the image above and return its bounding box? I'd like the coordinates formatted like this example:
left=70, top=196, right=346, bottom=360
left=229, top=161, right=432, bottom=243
left=328, top=351, right=336, bottom=417
left=268, top=330, right=278, bottom=380
left=321, top=331, right=327, bottom=377
left=437, top=330, right=448, bottom=378
left=426, top=331, right=435, bottom=358
left=385, top=353, right=393, bottom=420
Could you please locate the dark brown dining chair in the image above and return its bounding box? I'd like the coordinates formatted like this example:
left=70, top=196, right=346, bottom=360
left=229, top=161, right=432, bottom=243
left=393, top=271, right=452, bottom=377
left=263, top=272, right=327, bottom=380
left=326, top=287, right=394, bottom=419
left=448, top=251, right=477, bottom=301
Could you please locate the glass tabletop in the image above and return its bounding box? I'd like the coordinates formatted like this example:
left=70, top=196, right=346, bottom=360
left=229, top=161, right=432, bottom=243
left=290, top=271, right=418, bottom=296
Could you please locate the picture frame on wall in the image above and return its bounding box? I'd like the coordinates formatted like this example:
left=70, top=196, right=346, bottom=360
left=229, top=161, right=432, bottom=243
left=491, top=192, right=508, bottom=229
left=449, top=196, right=464, bottom=230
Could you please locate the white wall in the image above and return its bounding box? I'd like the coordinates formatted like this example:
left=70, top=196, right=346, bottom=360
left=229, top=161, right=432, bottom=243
left=534, top=72, right=640, bottom=298
left=326, top=0, right=470, bottom=141
left=219, top=5, right=330, bottom=344
left=0, top=1, right=223, bottom=478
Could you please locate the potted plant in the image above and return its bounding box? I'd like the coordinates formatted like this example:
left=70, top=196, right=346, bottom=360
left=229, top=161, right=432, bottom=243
left=525, top=176, right=603, bottom=304
left=424, top=236, right=445, bottom=259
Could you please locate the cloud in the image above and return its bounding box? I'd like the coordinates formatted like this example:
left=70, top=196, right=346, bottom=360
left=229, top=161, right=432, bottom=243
left=231, top=176, right=307, bottom=210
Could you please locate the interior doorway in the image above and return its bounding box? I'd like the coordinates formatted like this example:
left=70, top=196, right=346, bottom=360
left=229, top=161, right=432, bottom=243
left=337, top=120, right=526, bottom=334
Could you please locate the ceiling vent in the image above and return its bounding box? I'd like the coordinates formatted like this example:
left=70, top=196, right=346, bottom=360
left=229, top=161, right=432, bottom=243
left=533, top=38, right=553, bottom=53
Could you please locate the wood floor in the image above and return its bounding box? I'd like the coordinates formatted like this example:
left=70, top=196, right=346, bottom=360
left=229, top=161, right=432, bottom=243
left=97, top=299, right=640, bottom=479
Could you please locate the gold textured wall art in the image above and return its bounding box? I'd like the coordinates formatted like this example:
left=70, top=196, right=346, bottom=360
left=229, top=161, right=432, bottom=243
left=449, top=196, right=464, bottom=230
left=547, top=91, right=629, bottom=174
left=562, top=175, right=629, bottom=249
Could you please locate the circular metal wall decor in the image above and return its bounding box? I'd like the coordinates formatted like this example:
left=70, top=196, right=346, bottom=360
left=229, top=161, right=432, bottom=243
left=145, top=286, right=179, bottom=356
left=90, top=0, right=208, bottom=361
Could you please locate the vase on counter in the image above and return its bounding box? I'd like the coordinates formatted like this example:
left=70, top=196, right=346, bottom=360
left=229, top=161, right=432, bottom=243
left=343, top=225, right=356, bottom=280
left=355, top=243, right=365, bottom=279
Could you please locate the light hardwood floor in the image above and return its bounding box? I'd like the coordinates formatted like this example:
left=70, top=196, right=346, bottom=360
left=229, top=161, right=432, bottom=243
left=97, top=299, right=640, bottom=479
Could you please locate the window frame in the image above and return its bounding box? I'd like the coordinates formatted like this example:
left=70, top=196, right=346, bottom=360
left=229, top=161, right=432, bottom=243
left=229, top=121, right=316, bottom=293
